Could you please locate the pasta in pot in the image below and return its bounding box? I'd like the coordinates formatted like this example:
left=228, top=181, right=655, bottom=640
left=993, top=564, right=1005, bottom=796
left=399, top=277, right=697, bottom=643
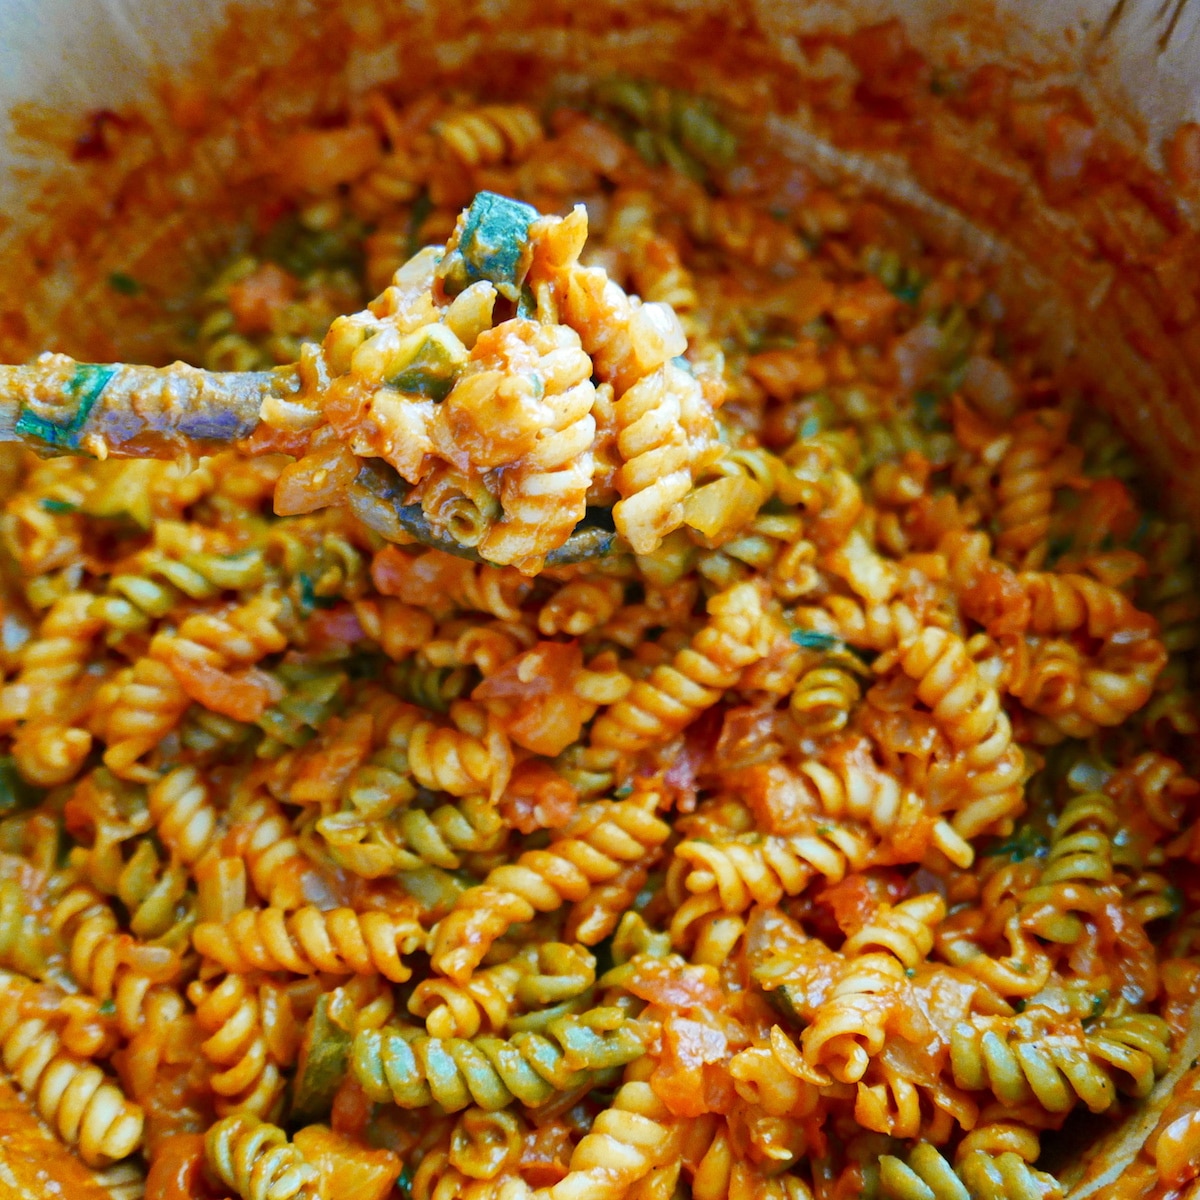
left=0, top=46, right=1198, bottom=1200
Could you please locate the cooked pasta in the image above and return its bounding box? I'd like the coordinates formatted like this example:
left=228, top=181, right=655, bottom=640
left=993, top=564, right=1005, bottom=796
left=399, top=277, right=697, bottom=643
left=0, top=40, right=1197, bottom=1200
left=0, top=971, right=144, bottom=1167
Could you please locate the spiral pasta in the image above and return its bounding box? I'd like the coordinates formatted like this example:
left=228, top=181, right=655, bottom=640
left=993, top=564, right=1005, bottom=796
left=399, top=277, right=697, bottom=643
left=408, top=943, right=595, bottom=1039
left=351, top=1005, right=645, bottom=1113
left=204, top=1113, right=322, bottom=1200
left=146, top=765, right=219, bottom=865
left=789, top=665, right=862, bottom=737
left=149, top=593, right=287, bottom=723
left=193, top=905, right=424, bottom=981
left=591, top=580, right=776, bottom=753
left=674, top=819, right=875, bottom=915
left=878, top=1139, right=1062, bottom=1200
left=49, top=885, right=185, bottom=1040
left=993, top=409, right=1079, bottom=568
left=0, top=971, right=143, bottom=1166
left=536, top=1080, right=680, bottom=1200
left=430, top=793, right=669, bottom=981
left=949, top=1008, right=1170, bottom=1114
left=190, top=974, right=292, bottom=1117
left=611, top=360, right=721, bottom=555
left=842, top=893, right=946, bottom=967
left=434, top=105, right=543, bottom=168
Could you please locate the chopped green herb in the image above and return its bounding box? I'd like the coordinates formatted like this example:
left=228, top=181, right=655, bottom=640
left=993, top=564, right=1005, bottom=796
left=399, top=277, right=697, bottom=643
left=1012, top=998, right=1026, bottom=1013
left=297, top=573, right=338, bottom=615
left=39, top=498, right=78, bottom=514
left=905, top=968, right=916, bottom=978
left=396, top=1165, right=414, bottom=1200
left=107, top=272, right=141, bottom=295
left=929, top=71, right=961, bottom=96
left=800, top=414, right=822, bottom=439
left=1045, top=534, right=1074, bottom=564
left=613, top=784, right=634, bottom=799
left=791, top=630, right=840, bottom=651
left=764, top=982, right=806, bottom=1026
left=99, top=999, right=116, bottom=1015
left=0, top=756, right=39, bottom=814
left=982, top=826, right=1049, bottom=862
left=16, top=363, right=116, bottom=451
left=913, top=390, right=948, bottom=433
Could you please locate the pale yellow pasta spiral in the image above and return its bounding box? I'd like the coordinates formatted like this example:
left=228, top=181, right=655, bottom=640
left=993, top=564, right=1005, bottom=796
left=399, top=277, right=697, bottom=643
left=147, top=764, right=219, bottom=865
left=0, top=592, right=101, bottom=730
left=842, top=893, right=946, bottom=968
left=230, top=795, right=332, bottom=911
left=936, top=907, right=1053, bottom=999
left=148, top=593, right=288, bottom=722
left=890, top=622, right=1006, bottom=751
left=189, top=974, right=289, bottom=1118
left=993, top=408, right=1076, bottom=567
left=801, top=954, right=908, bottom=1084
left=537, top=577, right=626, bottom=637
left=407, top=950, right=533, bottom=1039
left=0, top=970, right=143, bottom=1166
left=789, top=742, right=974, bottom=866
left=430, top=793, right=670, bottom=982
left=50, top=885, right=184, bottom=1040
left=1020, top=571, right=1158, bottom=642
left=480, top=378, right=596, bottom=573
left=434, top=104, right=543, bottom=168
left=611, top=360, right=721, bottom=555
left=532, top=1081, right=681, bottom=1200
left=666, top=890, right=747, bottom=964
left=673, top=821, right=874, bottom=915
left=727, top=1028, right=825, bottom=1118
left=377, top=700, right=513, bottom=801
left=591, top=580, right=776, bottom=754
left=193, top=905, right=424, bottom=982
left=96, top=657, right=191, bottom=781
left=789, top=665, right=862, bottom=736
left=204, top=1112, right=322, bottom=1200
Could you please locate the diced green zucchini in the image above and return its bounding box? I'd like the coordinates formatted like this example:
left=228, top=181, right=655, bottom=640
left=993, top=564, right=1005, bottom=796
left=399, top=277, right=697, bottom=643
left=437, top=192, right=539, bottom=300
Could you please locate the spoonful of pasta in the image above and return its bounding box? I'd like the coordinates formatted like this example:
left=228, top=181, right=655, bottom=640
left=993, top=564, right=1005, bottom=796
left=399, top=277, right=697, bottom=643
left=0, top=192, right=724, bottom=574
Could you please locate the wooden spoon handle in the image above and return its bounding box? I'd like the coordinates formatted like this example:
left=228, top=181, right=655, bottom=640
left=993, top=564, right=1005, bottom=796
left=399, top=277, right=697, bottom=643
left=0, top=355, right=300, bottom=457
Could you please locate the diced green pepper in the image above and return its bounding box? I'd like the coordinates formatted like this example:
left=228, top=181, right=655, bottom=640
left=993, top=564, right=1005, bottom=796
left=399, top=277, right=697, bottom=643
left=107, top=272, right=141, bottom=296
left=291, top=994, right=352, bottom=1123
left=388, top=324, right=468, bottom=400
left=790, top=630, right=840, bottom=651
left=765, top=982, right=806, bottom=1025
left=437, top=192, right=539, bottom=300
